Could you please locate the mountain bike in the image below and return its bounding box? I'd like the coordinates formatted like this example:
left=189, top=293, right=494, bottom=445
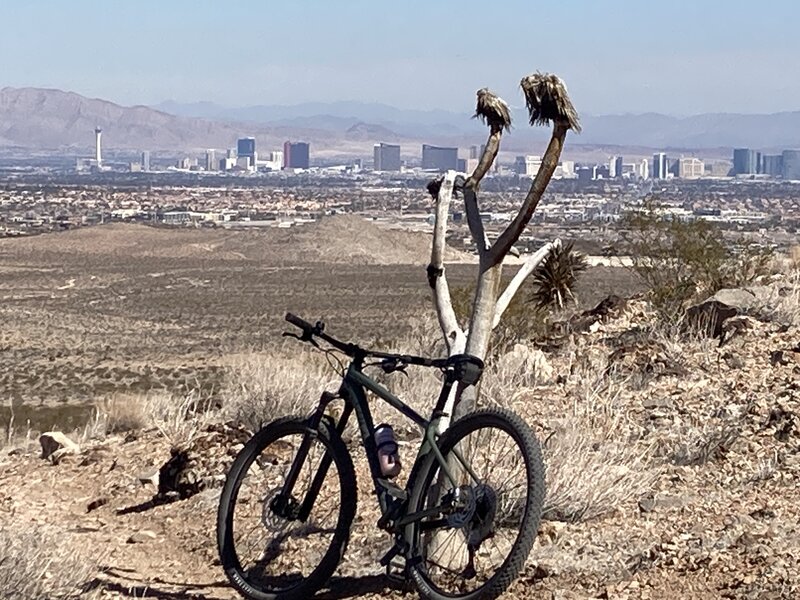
left=217, top=313, right=545, bottom=600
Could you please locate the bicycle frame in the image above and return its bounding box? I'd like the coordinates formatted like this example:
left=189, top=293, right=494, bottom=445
left=280, top=352, right=469, bottom=529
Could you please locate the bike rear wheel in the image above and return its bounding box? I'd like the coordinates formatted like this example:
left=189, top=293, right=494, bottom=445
left=405, top=408, right=545, bottom=600
left=217, top=417, right=356, bottom=600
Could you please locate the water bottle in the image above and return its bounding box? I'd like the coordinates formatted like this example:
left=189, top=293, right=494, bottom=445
left=374, top=424, right=402, bottom=478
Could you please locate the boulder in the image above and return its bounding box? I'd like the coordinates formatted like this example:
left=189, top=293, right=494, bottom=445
left=709, top=287, right=775, bottom=316
left=685, top=300, right=737, bottom=338
left=39, top=432, right=80, bottom=463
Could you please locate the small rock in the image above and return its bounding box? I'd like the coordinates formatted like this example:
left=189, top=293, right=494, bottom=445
left=39, top=432, right=80, bottom=463
left=127, top=530, right=158, bottom=544
left=137, top=468, right=160, bottom=487
left=638, top=494, right=656, bottom=513
left=86, top=497, right=108, bottom=513
left=722, top=353, right=745, bottom=370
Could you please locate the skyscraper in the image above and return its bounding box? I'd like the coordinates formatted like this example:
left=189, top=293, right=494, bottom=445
left=732, top=148, right=758, bottom=175
left=205, top=149, right=216, bottom=172
left=607, top=156, right=624, bottom=178
left=373, top=143, right=401, bottom=171
left=237, top=137, right=256, bottom=168
left=94, top=127, right=103, bottom=167
left=421, top=145, right=458, bottom=171
left=761, top=154, right=783, bottom=177
left=652, top=153, right=668, bottom=179
left=782, top=150, right=800, bottom=180
left=141, top=151, right=150, bottom=172
left=283, top=142, right=310, bottom=169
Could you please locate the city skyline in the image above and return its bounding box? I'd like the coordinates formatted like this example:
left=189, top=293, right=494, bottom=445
left=2, top=1, right=799, bottom=115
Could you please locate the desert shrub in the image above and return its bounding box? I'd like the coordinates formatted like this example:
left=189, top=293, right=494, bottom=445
left=530, top=241, right=588, bottom=310
left=620, top=202, right=773, bottom=317
left=0, top=525, right=100, bottom=600
left=221, top=350, right=337, bottom=432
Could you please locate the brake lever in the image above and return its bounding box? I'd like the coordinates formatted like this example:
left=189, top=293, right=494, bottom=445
left=282, top=331, right=320, bottom=348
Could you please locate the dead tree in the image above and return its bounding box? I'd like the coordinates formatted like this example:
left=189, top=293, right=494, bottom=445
left=427, top=73, right=580, bottom=426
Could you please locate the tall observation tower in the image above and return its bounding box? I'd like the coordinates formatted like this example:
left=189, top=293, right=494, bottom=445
left=94, top=127, right=103, bottom=167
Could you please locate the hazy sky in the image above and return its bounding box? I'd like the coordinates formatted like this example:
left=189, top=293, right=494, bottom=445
left=2, top=0, right=798, bottom=115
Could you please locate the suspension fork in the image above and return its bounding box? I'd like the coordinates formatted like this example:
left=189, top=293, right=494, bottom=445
left=291, top=392, right=351, bottom=522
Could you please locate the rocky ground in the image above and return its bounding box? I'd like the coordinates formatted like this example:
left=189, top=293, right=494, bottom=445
left=2, top=269, right=798, bottom=599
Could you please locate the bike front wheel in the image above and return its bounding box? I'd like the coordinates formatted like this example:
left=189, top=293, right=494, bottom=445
left=405, top=408, right=545, bottom=600
left=217, top=416, right=357, bottom=600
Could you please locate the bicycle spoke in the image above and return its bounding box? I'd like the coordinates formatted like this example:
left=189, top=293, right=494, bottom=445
left=413, top=418, right=536, bottom=596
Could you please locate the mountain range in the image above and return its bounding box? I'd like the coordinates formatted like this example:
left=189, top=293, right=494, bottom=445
left=2, top=86, right=799, bottom=155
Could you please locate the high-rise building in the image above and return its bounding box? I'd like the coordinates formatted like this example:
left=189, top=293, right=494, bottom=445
left=782, top=150, right=800, bottom=180
left=638, top=158, right=650, bottom=180
left=524, top=155, right=542, bottom=177
left=237, top=137, right=256, bottom=168
left=421, top=145, right=458, bottom=171
left=141, top=151, right=150, bottom=172
left=679, top=157, right=704, bottom=179
left=609, top=156, right=623, bottom=178
left=283, top=141, right=310, bottom=169
left=94, top=127, right=103, bottom=167
left=652, top=153, right=668, bottom=179
left=373, top=143, right=401, bottom=171
left=469, top=145, right=480, bottom=159
left=732, top=148, right=758, bottom=175
left=205, top=149, right=216, bottom=172
left=761, top=154, right=783, bottom=177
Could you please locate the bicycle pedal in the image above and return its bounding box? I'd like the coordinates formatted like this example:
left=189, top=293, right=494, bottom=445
left=385, top=559, right=409, bottom=586
left=383, top=550, right=409, bottom=585
left=376, top=478, right=407, bottom=501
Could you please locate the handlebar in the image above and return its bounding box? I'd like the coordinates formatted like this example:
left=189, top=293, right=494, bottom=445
left=284, top=312, right=450, bottom=369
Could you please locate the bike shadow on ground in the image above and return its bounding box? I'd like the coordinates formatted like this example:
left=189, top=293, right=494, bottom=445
left=99, top=569, right=234, bottom=599
left=316, top=574, right=411, bottom=599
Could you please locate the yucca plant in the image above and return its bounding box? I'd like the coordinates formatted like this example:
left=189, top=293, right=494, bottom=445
left=530, top=241, right=588, bottom=310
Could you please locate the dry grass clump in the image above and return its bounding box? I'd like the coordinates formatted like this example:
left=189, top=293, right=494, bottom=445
left=0, top=525, right=100, bottom=600
left=221, top=349, right=338, bottom=432
left=95, top=393, right=149, bottom=434
left=773, top=269, right=800, bottom=326
left=144, top=391, right=215, bottom=447
left=539, top=350, right=661, bottom=522
left=81, top=391, right=215, bottom=447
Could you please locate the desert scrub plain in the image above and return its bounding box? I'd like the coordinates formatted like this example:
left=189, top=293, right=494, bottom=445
left=1, top=217, right=798, bottom=599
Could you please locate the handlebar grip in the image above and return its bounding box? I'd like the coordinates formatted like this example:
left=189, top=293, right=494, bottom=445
left=285, top=312, right=313, bottom=332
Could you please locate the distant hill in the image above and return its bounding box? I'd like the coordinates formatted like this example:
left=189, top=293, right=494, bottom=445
left=3, top=86, right=800, bottom=154
left=0, top=87, right=360, bottom=152
left=0, top=217, right=469, bottom=265
left=155, top=99, right=800, bottom=150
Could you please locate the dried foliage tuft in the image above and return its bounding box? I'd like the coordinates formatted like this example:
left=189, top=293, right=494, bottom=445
left=520, top=72, right=581, bottom=132
left=474, top=88, right=512, bottom=132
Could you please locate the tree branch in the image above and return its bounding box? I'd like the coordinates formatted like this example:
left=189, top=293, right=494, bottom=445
left=428, top=170, right=464, bottom=353
left=492, top=239, right=560, bottom=329
left=461, top=185, right=488, bottom=256
left=488, top=123, right=568, bottom=266
left=457, top=88, right=511, bottom=256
